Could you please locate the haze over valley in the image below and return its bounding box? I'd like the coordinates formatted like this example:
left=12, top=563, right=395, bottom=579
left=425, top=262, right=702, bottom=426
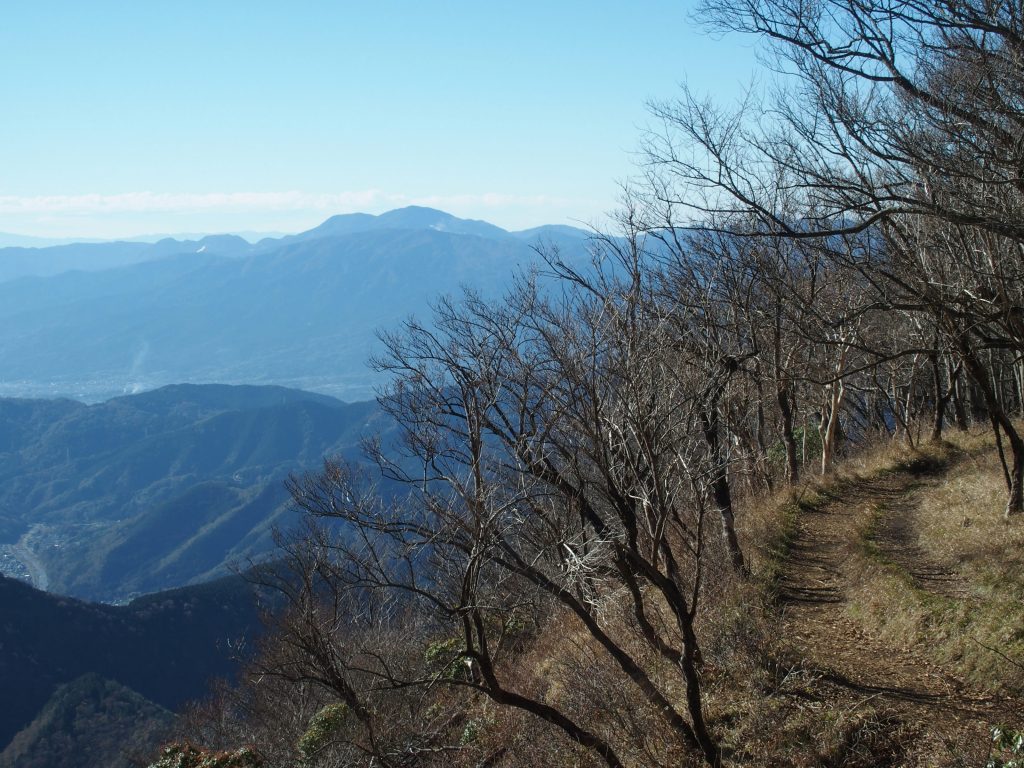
left=0, top=207, right=591, bottom=403
left=0, top=205, right=597, bottom=602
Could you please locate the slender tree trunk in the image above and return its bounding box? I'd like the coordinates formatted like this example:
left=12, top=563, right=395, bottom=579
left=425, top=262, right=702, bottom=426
left=819, top=345, right=849, bottom=474
left=991, top=350, right=1007, bottom=413
left=930, top=352, right=945, bottom=443
left=778, top=386, right=800, bottom=485
left=701, top=407, right=748, bottom=574
left=1015, top=362, right=1024, bottom=421
left=961, top=345, right=1024, bottom=516
left=930, top=354, right=962, bottom=443
left=678, top=616, right=721, bottom=767
left=819, top=383, right=845, bottom=474
left=904, top=357, right=919, bottom=446
left=755, top=395, right=774, bottom=493
left=802, top=415, right=809, bottom=466
left=479, top=679, right=625, bottom=767
left=969, top=374, right=989, bottom=425
left=950, top=358, right=969, bottom=430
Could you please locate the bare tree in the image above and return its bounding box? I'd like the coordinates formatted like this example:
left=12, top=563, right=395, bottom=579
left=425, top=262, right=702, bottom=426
left=635, top=0, right=1024, bottom=513
left=251, top=250, right=740, bottom=766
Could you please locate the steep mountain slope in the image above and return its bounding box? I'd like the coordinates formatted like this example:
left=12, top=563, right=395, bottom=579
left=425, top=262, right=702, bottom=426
left=0, top=208, right=592, bottom=402
left=0, top=573, right=262, bottom=753
left=0, top=674, right=172, bottom=768
left=0, top=384, right=395, bottom=601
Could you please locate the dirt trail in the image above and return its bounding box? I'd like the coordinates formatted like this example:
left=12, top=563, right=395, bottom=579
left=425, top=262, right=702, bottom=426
left=777, top=463, right=1021, bottom=765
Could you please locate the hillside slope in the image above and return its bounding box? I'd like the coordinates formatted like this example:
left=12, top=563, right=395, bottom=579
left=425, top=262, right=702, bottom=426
left=130, top=436, right=1024, bottom=767
left=0, top=573, right=262, bottom=753
left=705, top=438, right=1024, bottom=765
left=0, top=384, right=396, bottom=601
left=0, top=674, right=172, bottom=768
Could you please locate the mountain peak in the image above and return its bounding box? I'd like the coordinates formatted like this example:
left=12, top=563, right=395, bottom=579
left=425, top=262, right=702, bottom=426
left=293, top=206, right=510, bottom=242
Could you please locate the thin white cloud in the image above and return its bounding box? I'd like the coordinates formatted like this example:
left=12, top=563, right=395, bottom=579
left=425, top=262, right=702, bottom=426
left=0, top=190, right=583, bottom=215
left=0, top=191, right=389, bottom=215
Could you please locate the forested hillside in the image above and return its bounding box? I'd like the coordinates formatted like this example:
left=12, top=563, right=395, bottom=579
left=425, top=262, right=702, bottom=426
left=147, top=2, right=1024, bottom=766
left=0, top=384, right=395, bottom=601
left=0, top=674, right=173, bottom=768
left=0, top=573, right=263, bottom=753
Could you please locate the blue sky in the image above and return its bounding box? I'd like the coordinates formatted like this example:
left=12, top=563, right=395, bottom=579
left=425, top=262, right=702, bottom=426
left=0, top=2, right=758, bottom=238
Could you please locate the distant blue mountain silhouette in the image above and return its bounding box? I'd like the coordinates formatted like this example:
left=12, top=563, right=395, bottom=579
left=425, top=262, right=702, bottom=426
left=0, top=208, right=593, bottom=402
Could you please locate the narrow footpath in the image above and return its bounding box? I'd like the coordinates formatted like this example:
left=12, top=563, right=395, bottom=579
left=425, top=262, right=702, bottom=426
left=777, top=460, right=1022, bottom=765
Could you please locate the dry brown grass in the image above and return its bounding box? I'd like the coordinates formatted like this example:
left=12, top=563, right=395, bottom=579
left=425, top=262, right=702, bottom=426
left=842, top=429, right=1024, bottom=694
left=441, top=431, right=1024, bottom=766
left=716, top=433, right=1024, bottom=765
left=709, top=440, right=923, bottom=765
left=734, top=433, right=910, bottom=603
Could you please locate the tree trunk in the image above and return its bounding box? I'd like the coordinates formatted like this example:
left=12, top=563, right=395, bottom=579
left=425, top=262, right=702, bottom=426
left=968, top=373, right=989, bottom=425
left=778, top=386, right=800, bottom=485
left=930, top=352, right=946, bottom=443
left=755, top=396, right=774, bottom=493
left=950, top=357, right=969, bottom=431
left=904, top=359, right=919, bottom=446
left=819, top=382, right=844, bottom=474
left=961, top=345, right=1024, bottom=516
left=819, top=345, right=849, bottom=474
left=678, top=616, right=722, bottom=766
left=1015, top=360, right=1024, bottom=421
left=701, top=407, right=748, bottom=574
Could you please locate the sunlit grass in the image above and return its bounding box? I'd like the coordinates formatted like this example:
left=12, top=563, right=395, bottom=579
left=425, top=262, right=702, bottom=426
left=843, top=428, right=1024, bottom=693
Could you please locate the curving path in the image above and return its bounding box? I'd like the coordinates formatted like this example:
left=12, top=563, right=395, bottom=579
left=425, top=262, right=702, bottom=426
left=777, top=463, right=1022, bottom=765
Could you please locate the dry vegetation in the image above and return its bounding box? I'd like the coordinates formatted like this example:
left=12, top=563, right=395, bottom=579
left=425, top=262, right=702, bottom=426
left=846, top=432, right=1024, bottom=695
left=158, top=435, right=1024, bottom=768
left=707, top=433, right=1024, bottom=766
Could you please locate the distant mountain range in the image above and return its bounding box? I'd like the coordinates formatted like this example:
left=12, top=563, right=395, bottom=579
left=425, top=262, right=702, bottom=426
left=0, top=229, right=285, bottom=249
left=0, top=383, right=397, bottom=602
left=0, top=207, right=592, bottom=402
left=0, top=209, right=598, bottom=762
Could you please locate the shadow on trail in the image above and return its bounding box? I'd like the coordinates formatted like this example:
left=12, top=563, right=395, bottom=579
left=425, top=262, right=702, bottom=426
left=819, top=670, right=949, bottom=706
left=777, top=475, right=908, bottom=607
left=772, top=455, right=1020, bottom=765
